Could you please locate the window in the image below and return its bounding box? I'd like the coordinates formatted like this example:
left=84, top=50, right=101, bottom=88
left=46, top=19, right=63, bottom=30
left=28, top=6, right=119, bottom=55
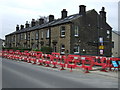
left=74, top=45, right=79, bottom=54
left=27, top=33, right=30, bottom=40
left=18, top=34, right=21, bottom=40
left=41, top=32, right=44, bottom=39
left=24, top=33, right=27, bottom=40
left=107, top=30, right=110, bottom=39
left=35, top=31, right=39, bottom=40
left=21, top=33, right=23, bottom=40
left=46, top=29, right=50, bottom=39
left=74, top=25, right=79, bottom=37
left=11, top=36, right=13, bottom=42
left=107, top=30, right=110, bottom=35
left=99, top=37, right=103, bottom=43
left=13, top=35, right=15, bottom=41
left=107, top=35, right=110, bottom=39
left=61, top=45, right=65, bottom=54
left=60, top=26, right=65, bottom=37
left=16, top=35, right=18, bottom=41
left=112, top=41, right=114, bottom=48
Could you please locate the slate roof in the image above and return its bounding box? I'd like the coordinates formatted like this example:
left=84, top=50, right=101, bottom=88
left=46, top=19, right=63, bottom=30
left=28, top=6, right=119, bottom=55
left=6, top=13, right=83, bottom=36
left=6, top=9, right=106, bottom=36
left=113, top=31, right=120, bottom=36
left=0, top=38, right=5, bottom=41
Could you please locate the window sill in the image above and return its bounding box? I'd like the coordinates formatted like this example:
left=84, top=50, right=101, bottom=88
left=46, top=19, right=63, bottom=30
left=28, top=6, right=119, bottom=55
left=61, top=52, right=65, bottom=54
left=60, top=36, right=65, bottom=38
left=74, top=52, right=79, bottom=54
left=74, top=35, right=79, bottom=37
left=46, top=38, right=50, bottom=39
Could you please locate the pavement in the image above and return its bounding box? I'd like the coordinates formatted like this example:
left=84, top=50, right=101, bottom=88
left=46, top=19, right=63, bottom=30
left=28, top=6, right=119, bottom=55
left=91, top=70, right=118, bottom=78
left=60, top=66, right=119, bottom=79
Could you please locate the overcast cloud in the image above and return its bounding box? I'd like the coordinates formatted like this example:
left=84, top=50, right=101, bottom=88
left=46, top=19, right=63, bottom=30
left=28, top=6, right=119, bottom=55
left=0, top=0, right=119, bottom=39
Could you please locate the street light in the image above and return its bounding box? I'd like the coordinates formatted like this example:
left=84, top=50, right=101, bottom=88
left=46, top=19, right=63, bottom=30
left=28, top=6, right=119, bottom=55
left=78, top=39, right=81, bottom=54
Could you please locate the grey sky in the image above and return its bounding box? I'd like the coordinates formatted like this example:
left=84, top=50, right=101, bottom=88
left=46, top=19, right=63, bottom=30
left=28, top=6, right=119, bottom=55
left=0, top=0, right=119, bottom=39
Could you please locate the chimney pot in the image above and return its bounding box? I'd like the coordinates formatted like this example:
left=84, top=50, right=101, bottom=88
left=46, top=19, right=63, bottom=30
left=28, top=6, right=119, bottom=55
left=39, top=18, right=44, bottom=25
left=49, top=15, right=54, bottom=22
left=20, top=25, right=24, bottom=30
left=16, top=24, right=19, bottom=31
left=61, top=9, right=67, bottom=19
left=31, top=19, right=36, bottom=27
left=99, top=7, right=106, bottom=21
left=25, top=21, right=29, bottom=28
left=79, top=5, right=86, bottom=15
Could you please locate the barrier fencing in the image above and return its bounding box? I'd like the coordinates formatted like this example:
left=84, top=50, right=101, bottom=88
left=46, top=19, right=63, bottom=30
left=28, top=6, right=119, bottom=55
left=1, top=50, right=120, bottom=73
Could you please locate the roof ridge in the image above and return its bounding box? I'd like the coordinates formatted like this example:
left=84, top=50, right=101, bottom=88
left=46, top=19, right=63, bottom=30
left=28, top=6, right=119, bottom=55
left=6, top=9, right=98, bottom=36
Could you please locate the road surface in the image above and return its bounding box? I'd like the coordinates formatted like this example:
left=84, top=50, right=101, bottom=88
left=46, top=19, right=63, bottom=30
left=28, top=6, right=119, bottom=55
left=1, top=58, right=118, bottom=88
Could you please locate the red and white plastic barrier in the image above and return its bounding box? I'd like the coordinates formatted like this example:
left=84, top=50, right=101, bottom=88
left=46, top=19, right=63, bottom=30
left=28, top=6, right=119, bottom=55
left=1, top=50, right=120, bottom=73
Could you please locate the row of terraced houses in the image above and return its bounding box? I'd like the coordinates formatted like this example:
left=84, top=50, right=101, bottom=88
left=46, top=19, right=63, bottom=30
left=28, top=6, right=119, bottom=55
left=5, top=5, right=113, bottom=57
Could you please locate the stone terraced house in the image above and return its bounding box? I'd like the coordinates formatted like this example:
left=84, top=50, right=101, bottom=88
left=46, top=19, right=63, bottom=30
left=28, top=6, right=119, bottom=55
left=5, top=5, right=112, bottom=57
left=112, top=31, right=120, bottom=57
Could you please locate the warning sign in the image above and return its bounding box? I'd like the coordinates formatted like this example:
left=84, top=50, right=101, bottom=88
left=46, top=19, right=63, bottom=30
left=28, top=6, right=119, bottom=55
left=99, top=46, right=104, bottom=49
left=100, top=50, right=104, bottom=55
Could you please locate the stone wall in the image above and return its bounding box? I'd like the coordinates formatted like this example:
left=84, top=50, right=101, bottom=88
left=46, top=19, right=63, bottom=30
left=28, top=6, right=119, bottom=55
left=51, top=23, right=71, bottom=54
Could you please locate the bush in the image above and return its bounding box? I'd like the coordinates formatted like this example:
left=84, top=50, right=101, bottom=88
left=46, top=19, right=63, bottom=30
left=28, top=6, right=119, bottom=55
left=2, top=47, right=15, bottom=50
left=40, top=46, right=52, bottom=54
left=32, top=49, right=41, bottom=51
left=19, top=48, right=32, bottom=52
left=2, top=47, right=31, bottom=52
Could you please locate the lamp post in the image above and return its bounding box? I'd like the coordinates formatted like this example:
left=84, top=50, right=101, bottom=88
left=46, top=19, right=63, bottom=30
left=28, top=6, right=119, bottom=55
left=78, top=39, right=81, bottom=54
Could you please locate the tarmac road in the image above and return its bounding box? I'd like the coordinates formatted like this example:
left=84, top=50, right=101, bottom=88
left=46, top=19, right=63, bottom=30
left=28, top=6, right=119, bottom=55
left=2, top=58, right=118, bottom=88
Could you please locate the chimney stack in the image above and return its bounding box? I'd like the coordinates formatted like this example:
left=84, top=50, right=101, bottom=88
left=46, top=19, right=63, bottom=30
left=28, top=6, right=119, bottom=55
left=16, top=25, right=19, bottom=31
left=31, top=19, right=36, bottom=27
left=20, top=25, right=24, bottom=30
left=39, top=18, right=44, bottom=25
left=25, top=21, right=29, bottom=28
left=79, top=5, right=86, bottom=15
left=49, top=15, right=54, bottom=22
left=61, top=9, right=67, bottom=19
left=99, top=7, right=106, bottom=21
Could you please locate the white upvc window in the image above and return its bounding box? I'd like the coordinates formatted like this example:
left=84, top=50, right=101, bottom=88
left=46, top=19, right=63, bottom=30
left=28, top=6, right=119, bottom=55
left=74, top=25, right=79, bottom=37
left=61, top=45, right=65, bottom=54
left=35, top=32, right=39, bottom=40
left=74, top=45, right=79, bottom=54
left=46, top=29, right=50, bottom=38
left=24, top=33, right=27, bottom=40
left=107, top=30, right=110, bottom=39
left=99, top=37, right=103, bottom=43
left=107, top=30, right=110, bottom=35
left=60, top=26, right=65, bottom=37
